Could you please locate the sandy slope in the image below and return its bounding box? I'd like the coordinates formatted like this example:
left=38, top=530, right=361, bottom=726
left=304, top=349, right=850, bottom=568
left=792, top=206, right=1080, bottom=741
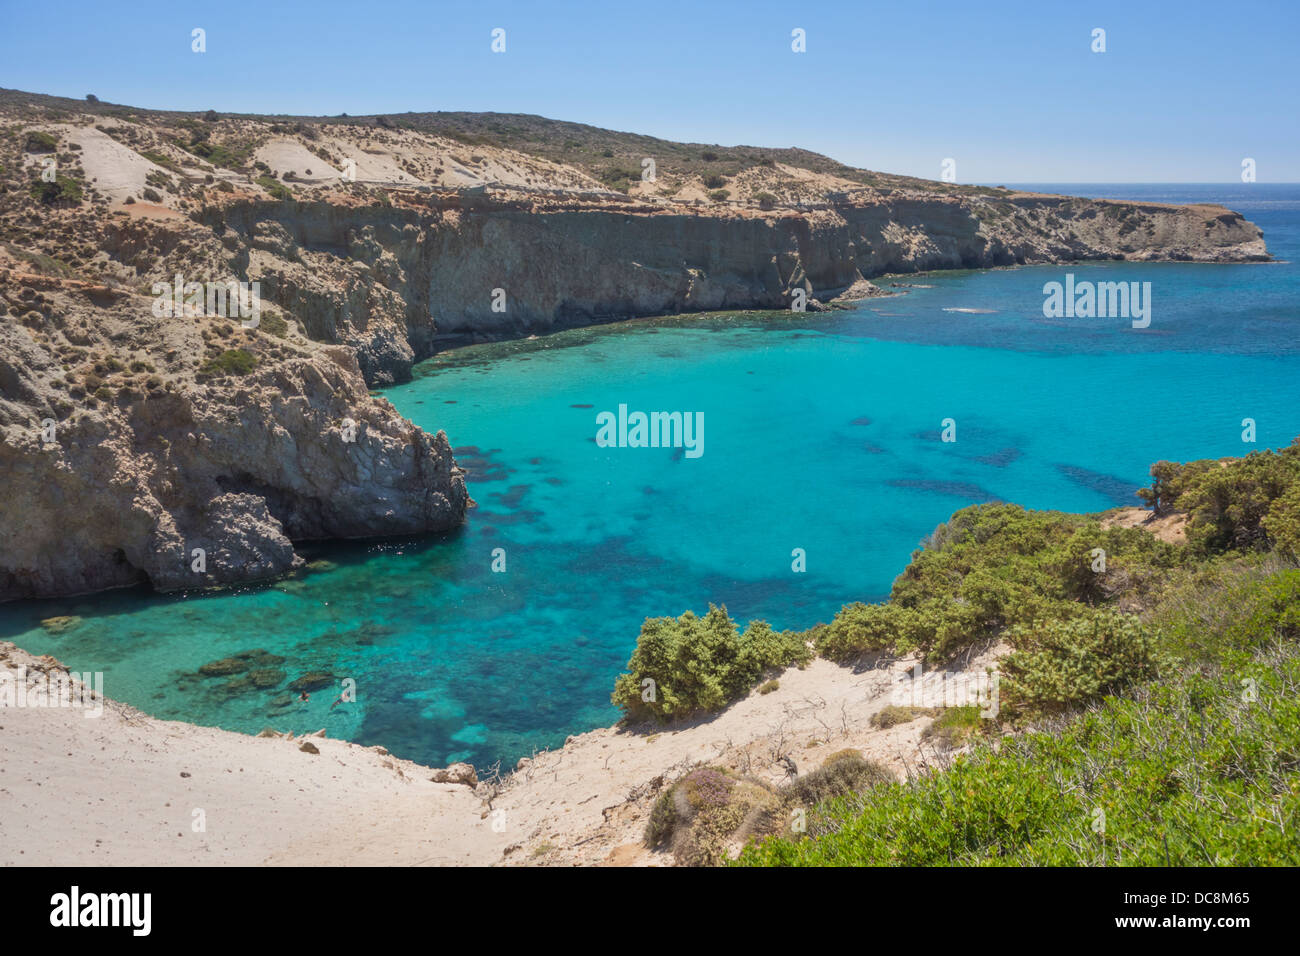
left=1, top=639, right=1003, bottom=867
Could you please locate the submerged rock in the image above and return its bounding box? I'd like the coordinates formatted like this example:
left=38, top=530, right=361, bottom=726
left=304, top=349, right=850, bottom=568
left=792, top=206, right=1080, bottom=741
left=39, top=615, right=82, bottom=635
left=199, top=657, right=250, bottom=677
left=288, top=672, right=335, bottom=693
left=247, top=668, right=286, bottom=689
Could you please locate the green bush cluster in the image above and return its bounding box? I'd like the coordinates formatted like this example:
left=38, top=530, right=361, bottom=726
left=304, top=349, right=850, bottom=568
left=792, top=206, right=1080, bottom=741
left=1137, top=440, right=1300, bottom=556
left=1001, top=608, right=1170, bottom=717
left=29, top=174, right=83, bottom=206
left=1151, top=563, right=1300, bottom=667
left=722, top=441, right=1300, bottom=865
left=736, top=630, right=1300, bottom=866
left=255, top=175, right=293, bottom=201
left=919, top=704, right=988, bottom=749
left=610, top=605, right=810, bottom=721
left=199, top=348, right=258, bottom=378
left=23, top=130, right=58, bottom=152
left=818, top=505, right=1180, bottom=663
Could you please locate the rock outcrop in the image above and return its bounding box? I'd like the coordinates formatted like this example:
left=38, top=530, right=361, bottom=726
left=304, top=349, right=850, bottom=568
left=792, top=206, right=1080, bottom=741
left=0, top=277, right=467, bottom=600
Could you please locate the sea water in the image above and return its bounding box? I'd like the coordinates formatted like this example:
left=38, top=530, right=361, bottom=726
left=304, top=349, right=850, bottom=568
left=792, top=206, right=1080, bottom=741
left=4, top=184, right=1297, bottom=769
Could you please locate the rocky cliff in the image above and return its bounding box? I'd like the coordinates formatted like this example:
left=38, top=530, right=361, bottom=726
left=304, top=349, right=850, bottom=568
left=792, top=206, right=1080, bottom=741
left=0, top=90, right=1270, bottom=599
left=214, top=188, right=1265, bottom=382
left=0, top=271, right=467, bottom=600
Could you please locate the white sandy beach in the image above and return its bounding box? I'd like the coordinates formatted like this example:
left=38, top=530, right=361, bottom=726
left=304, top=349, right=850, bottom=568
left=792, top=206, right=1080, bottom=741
left=0, top=640, right=1002, bottom=866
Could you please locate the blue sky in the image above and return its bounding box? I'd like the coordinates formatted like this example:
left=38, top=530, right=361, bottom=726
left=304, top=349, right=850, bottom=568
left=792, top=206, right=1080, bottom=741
left=2, top=0, right=1296, bottom=182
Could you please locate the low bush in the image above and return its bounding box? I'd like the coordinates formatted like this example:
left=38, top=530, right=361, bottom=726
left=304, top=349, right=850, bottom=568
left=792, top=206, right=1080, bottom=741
left=611, top=605, right=810, bottom=721
left=736, top=640, right=1300, bottom=866
left=919, top=704, right=988, bottom=749
left=199, top=348, right=257, bottom=377
left=1137, top=441, right=1300, bottom=555
left=645, top=766, right=778, bottom=866
left=29, top=175, right=83, bottom=206
left=870, top=705, right=936, bottom=729
left=1001, top=609, right=1170, bottom=718
left=783, top=750, right=892, bottom=809
left=23, top=130, right=58, bottom=153
left=255, top=175, right=293, bottom=201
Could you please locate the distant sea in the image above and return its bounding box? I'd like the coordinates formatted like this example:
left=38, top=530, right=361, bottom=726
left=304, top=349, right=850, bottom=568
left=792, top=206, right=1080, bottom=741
left=6, top=183, right=1298, bottom=769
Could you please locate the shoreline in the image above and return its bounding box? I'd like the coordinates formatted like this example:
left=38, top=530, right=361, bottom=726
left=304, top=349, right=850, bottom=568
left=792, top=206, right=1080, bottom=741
left=0, top=638, right=1004, bottom=866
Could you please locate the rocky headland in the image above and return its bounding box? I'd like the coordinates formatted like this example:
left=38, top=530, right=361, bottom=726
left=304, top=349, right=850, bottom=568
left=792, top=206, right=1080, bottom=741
left=0, top=89, right=1270, bottom=598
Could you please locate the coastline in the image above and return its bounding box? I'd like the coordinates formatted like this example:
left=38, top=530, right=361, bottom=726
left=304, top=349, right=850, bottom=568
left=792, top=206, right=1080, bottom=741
left=0, top=637, right=1004, bottom=866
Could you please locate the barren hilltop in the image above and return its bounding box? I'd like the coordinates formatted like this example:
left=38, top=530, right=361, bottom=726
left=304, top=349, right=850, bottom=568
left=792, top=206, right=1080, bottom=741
left=0, top=89, right=1270, bottom=599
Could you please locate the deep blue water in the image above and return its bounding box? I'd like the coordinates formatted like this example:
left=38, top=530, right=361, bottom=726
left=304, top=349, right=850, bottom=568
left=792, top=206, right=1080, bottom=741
left=4, top=183, right=1298, bottom=769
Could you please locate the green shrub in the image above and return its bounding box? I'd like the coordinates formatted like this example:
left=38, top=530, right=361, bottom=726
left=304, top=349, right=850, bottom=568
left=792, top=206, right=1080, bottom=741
left=255, top=175, right=293, bottom=201
left=24, top=130, right=58, bottom=153
left=1136, top=442, right=1300, bottom=555
left=736, top=640, right=1300, bottom=866
left=29, top=175, right=83, bottom=206
left=4, top=245, right=73, bottom=277
left=754, top=191, right=777, bottom=210
left=881, top=504, right=1181, bottom=660
left=611, top=605, right=810, bottom=721
left=816, top=601, right=909, bottom=660
left=1152, top=564, right=1300, bottom=666
left=258, top=311, right=289, bottom=337
left=1263, top=484, right=1300, bottom=559
left=139, top=150, right=181, bottom=172
left=199, top=348, right=257, bottom=377
left=1001, top=609, right=1169, bottom=717
left=919, top=704, right=987, bottom=748
left=595, top=167, right=638, bottom=192
left=184, top=138, right=255, bottom=170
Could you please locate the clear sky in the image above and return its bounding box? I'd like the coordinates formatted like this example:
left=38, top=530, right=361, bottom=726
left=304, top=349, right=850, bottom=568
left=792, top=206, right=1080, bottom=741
left=2, top=0, right=1296, bottom=182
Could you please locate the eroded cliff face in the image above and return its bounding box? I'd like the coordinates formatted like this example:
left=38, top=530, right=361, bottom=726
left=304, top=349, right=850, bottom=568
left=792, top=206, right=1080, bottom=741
left=211, top=188, right=1267, bottom=382
left=0, top=276, right=467, bottom=601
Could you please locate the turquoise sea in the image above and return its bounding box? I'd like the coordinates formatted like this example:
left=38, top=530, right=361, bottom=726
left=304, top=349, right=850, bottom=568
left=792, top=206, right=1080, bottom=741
left=4, top=184, right=1299, bottom=769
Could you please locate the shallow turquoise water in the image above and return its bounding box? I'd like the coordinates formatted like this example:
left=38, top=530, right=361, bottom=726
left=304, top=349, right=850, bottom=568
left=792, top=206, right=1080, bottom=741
left=5, top=184, right=1299, bottom=769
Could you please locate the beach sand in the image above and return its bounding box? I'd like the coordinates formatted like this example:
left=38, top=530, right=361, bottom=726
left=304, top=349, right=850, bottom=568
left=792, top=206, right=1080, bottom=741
left=1, top=640, right=1002, bottom=867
